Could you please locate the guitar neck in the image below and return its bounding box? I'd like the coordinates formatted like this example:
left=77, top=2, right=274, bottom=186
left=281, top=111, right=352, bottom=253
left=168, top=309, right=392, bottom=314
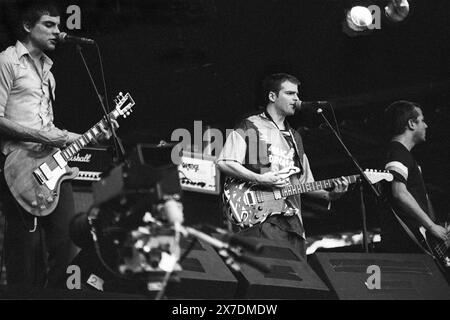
left=280, top=174, right=360, bottom=197
left=61, top=110, right=119, bottom=161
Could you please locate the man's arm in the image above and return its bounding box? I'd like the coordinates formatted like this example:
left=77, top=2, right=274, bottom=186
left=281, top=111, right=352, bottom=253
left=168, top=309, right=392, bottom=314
left=0, top=54, right=69, bottom=148
left=65, top=119, right=119, bottom=146
left=217, top=127, right=289, bottom=188
left=297, top=154, right=348, bottom=202
left=217, top=161, right=289, bottom=188
left=0, top=117, right=68, bottom=147
left=306, top=183, right=348, bottom=202
left=66, top=131, right=81, bottom=144
left=391, top=180, right=448, bottom=241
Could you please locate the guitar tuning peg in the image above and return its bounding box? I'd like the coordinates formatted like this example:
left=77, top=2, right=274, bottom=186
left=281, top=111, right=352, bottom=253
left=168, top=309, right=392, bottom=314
left=119, top=92, right=123, bottom=96
left=126, top=112, right=130, bottom=116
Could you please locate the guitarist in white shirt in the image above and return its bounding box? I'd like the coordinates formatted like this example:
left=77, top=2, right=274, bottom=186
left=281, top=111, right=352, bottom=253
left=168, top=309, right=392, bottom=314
left=217, top=73, right=348, bottom=258
left=0, top=3, right=115, bottom=289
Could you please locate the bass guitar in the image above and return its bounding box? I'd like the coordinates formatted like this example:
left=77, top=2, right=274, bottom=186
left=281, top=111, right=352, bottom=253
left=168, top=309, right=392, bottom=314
left=419, top=224, right=450, bottom=276
left=3, top=92, right=135, bottom=217
left=222, top=167, right=393, bottom=228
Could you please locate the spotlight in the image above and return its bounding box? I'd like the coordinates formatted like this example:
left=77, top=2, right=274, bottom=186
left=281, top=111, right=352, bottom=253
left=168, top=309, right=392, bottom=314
left=346, top=6, right=373, bottom=31
left=384, top=0, right=409, bottom=22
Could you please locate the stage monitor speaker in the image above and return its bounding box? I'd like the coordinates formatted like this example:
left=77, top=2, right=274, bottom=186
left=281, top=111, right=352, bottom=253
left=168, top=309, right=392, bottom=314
left=0, top=284, right=149, bottom=300
left=235, top=238, right=330, bottom=299
left=68, top=237, right=238, bottom=299
left=309, top=252, right=450, bottom=300
left=165, top=238, right=238, bottom=299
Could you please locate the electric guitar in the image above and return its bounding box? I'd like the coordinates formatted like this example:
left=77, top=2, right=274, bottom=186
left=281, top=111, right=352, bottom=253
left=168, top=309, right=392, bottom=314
left=3, top=92, right=135, bottom=217
left=222, top=167, right=393, bottom=228
left=419, top=224, right=450, bottom=275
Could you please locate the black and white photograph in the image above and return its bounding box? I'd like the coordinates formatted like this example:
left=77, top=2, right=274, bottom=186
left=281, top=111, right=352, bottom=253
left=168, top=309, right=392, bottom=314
left=0, top=0, right=449, bottom=305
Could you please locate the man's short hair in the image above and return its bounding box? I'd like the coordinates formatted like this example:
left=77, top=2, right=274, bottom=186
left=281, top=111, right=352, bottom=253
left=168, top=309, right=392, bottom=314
left=384, top=100, right=422, bottom=137
left=18, top=1, right=60, bottom=39
left=262, top=73, right=301, bottom=103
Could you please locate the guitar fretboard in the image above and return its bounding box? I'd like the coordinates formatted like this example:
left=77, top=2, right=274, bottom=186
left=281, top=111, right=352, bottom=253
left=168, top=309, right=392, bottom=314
left=61, top=117, right=113, bottom=161
left=280, top=174, right=360, bottom=197
left=37, top=92, right=134, bottom=176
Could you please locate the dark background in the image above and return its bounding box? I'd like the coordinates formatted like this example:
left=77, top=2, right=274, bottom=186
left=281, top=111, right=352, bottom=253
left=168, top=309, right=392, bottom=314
left=1, top=0, right=449, bottom=238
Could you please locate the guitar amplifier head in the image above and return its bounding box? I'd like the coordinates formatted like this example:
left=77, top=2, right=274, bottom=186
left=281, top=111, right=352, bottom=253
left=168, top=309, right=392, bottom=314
left=68, top=146, right=114, bottom=181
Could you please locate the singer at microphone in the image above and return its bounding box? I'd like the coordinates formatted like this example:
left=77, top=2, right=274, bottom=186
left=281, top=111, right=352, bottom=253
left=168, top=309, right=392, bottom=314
left=217, top=73, right=349, bottom=260
left=58, top=32, right=95, bottom=45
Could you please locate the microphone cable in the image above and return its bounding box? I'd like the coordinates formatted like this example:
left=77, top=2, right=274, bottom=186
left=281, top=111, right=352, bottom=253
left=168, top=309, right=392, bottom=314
left=94, top=42, right=126, bottom=163
left=328, top=102, right=342, bottom=138
left=318, top=101, right=342, bottom=138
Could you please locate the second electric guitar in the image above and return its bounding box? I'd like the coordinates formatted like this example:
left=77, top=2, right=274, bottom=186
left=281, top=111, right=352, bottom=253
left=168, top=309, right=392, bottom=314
left=222, top=167, right=393, bottom=228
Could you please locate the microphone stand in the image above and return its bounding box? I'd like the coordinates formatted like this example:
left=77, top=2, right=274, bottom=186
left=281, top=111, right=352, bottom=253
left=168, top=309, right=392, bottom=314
left=317, top=107, right=381, bottom=253
left=76, top=45, right=126, bottom=164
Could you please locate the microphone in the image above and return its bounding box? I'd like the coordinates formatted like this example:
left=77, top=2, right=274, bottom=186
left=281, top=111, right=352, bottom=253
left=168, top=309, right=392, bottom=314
left=58, top=32, right=95, bottom=45
left=294, top=100, right=329, bottom=112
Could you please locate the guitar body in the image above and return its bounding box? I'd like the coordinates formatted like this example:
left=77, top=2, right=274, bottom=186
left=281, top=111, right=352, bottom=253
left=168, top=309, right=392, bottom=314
left=420, top=226, right=450, bottom=274
left=223, top=178, right=288, bottom=227
left=4, top=147, right=79, bottom=217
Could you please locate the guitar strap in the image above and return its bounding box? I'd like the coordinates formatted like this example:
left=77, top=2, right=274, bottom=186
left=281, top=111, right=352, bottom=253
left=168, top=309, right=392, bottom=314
left=391, top=205, right=450, bottom=279
left=390, top=165, right=442, bottom=257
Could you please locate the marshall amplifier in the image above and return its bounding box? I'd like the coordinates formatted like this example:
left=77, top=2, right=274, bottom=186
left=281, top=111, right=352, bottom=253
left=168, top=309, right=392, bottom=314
left=68, top=146, right=114, bottom=182
left=69, top=146, right=114, bottom=214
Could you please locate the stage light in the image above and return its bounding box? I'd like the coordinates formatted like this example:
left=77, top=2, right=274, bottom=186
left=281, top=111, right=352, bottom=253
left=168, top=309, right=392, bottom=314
left=346, top=6, right=373, bottom=31
left=384, top=0, right=409, bottom=22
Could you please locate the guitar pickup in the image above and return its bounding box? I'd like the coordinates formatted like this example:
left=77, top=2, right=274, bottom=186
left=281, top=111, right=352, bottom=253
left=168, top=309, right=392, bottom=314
left=53, top=151, right=67, bottom=168
left=245, top=192, right=256, bottom=205
left=38, top=163, right=53, bottom=180
left=33, top=169, right=45, bottom=185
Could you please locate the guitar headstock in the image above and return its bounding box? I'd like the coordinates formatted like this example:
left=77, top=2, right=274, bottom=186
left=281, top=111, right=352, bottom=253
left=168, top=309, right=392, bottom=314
left=364, top=169, right=394, bottom=184
left=114, top=92, right=135, bottom=118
